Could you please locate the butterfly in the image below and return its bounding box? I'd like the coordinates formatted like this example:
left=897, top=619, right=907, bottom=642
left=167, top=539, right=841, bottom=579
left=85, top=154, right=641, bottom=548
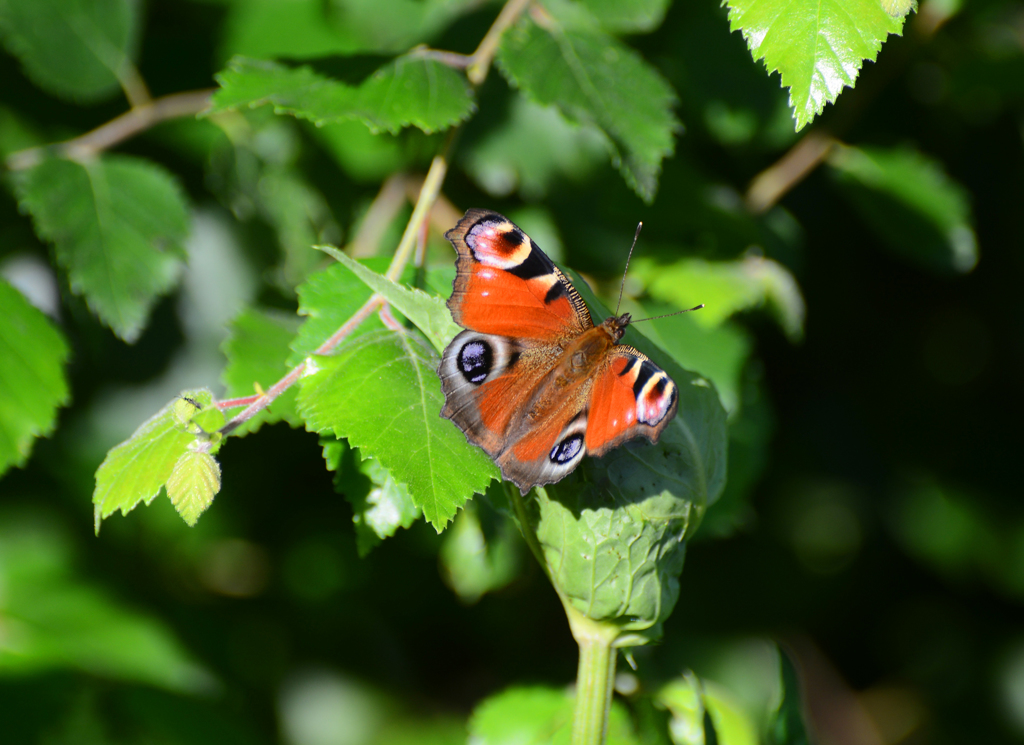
left=438, top=209, right=680, bottom=495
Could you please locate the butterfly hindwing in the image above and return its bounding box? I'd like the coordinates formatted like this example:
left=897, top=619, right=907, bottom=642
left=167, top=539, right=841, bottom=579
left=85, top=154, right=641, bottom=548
left=445, top=209, right=592, bottom=340
left=586, top=347, right=678, bottom=456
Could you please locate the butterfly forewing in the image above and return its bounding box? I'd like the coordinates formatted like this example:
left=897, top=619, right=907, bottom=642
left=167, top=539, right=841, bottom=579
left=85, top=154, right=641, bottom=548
left=439, top=209, right=680, bottom=494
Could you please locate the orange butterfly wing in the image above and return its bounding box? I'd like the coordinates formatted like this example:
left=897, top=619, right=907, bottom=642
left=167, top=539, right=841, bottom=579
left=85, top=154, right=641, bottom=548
left=439, top=210, right=679, bottom=494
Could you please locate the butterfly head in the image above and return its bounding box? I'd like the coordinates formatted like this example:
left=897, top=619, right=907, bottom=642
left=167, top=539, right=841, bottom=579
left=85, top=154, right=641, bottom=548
left=603, top=313, right=633, bottom=343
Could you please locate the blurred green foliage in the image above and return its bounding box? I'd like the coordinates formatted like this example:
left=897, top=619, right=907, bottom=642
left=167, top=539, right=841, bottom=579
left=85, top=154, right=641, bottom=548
left=1, top=0, right=1023, bottom=743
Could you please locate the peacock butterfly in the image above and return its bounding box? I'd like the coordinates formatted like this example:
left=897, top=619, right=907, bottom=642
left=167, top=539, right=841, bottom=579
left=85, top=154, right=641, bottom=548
left=438, top=209, right=682, bottom=495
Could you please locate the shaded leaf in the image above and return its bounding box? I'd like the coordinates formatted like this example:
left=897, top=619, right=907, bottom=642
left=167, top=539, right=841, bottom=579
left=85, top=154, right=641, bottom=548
left=166, top=451, right=222, bottom=528
left=724, top=0, right=906, bottom=130
left=498, top=17, right=678, bottom=202
left=93, top=390, right=224, bottom=532
left=580, top=0, right=672, bottom=33
left=828, top=144, right=977, bottom=273
left=767, top=650, right=811, bottom=745
left=0, top=279, right=70, bottom=476
left=439, top=488, right=524, bottom=603
left=349, top=454, right=420, bottom=556
left=0, top=0, right=138, bottom=102
left=221, top=306, right=303, bottom=435
left=297, top=328, right=496, bottom=530
left=319, top=246, right=460, bottom=351
left=210, top=54, right=475, bottom=135
left=0, top=511, right=214, bottom=692
left=13, top=155, right=189, bottom=342
left=633, top=255, right=805, bottom=341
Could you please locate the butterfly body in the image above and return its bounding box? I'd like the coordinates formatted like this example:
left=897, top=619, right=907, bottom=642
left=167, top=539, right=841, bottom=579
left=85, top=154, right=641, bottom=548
left=439, top=210, right=678, bottom=494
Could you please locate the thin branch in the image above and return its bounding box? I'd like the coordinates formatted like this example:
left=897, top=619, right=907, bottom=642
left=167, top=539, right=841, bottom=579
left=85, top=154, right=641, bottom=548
left=744, top=131, right=837, bottom=214
left=467, top=0, right=534, bottom=85
left=348, top=175, right=411, bottom=258
left=5, top=89, right=215, bottom=171
left=409, top=46, right=474, bottom=69
left=117, top=60, right=153, bottom=109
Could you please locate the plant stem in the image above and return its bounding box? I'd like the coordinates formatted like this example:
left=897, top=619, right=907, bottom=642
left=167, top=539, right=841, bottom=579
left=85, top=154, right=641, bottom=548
left=567, top=611, right=620, bottom=745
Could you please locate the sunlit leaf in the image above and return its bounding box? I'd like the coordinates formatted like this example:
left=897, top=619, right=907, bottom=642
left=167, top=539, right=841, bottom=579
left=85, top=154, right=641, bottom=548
left=0, top=279, right=70, bottom=476
left=13, top=155, right=189, bottom=342
left=92, top=390, right=223, bottom=532
left=723, top=0, right=906, bottom=130
left=297, top=328, right=496, bottom=530
left=468, top=685, right=639, bottom=745
left=210, top=54, right=475, bottom=135
left=221, top=306, right=303, bottom=436
left=498, top=17, right=678, bottom=202
left=633, top=255, right=805, bottom=341
left=828, top=144, right=977, bottom=273
left=318, top=246, right=460, bottom=352
left=165, top=451, right=221, bottom=528
left=0, top=0, right=138, bottom=102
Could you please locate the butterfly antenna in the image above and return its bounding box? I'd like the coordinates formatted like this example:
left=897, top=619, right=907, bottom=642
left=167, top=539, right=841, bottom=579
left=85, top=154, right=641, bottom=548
left=632, top=304, right=705, bottom=323
left=615, top=222, right=644, bottom=315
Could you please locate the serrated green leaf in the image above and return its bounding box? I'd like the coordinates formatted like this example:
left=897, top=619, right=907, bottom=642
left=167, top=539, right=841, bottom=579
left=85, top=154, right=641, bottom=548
left=349, top=454, right=420, bottom=556
left=632, top=255, right=805, bottom=341
left=296, top=328, right=496, bottom=530
left=221, top=306, right=303, bottom=436
left=210, top=54, right=475, bottom=135
left=723, top=0, right=906, bottom=131
left=468, top=685, right=639, bottom=745
left=0, top=279, right=70, bottom=476
left=0, top=0, right=138, bottom=102
left=92, top=390, right=222, bottom=532
left=0, top=511, right=215, bottom=692
left=828, top=144, right=978, bottom=273
left=497, top=18, right=678, bottom=202
left=288, top=258, right=391, bottom=367
left=166, top=451, right=222, bottom=527
left=13, top=155, right=189, bottom=343
left=319, top=246, right=460, bottom=351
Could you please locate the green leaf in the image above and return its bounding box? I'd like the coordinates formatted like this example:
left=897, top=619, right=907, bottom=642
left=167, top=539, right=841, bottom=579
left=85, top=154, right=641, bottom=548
left=828, top=144, right=978, bottom=274
left=439, top=489, right=524, bottom=603
left=348, top=454, right=421, bottom=556
left=220, top=0, right=479, bottom=58
left=523, top=271, right=728, bottom=640
left=221, top=306, right=303, bottom=436
left=657, top=673, right=705, bottom=745
left=296, top=328, right=497, bottom=530
left=0, top=279, right=70, bottom=476
left=288, top=258, right=391, bottom=367
left=318, top=246, right=460, bottom=352
left=578, top=0, right=672, bottom=33
left=165, top=451, right=222, bottom=528
left=13, top=155, right=189, bottom=343
left=468, top=685, right=639, bottom=745
left=767, top=650, right=811, bottom=745
left=210, top=54, right=475, bottom=135
left=497, top=17, right=678, bottom=202
left=0, top=511, right=214, bottom=692
left=723, top=0, right=906, bottom=130
left=703, top=681, right=759, bottom=745
left=632, top=255, right=805, bottom=341
left=461, top=95, right=607, bottom=200
left=92, top=390, right=224, bottom=532
left=0, top=0, right=138, bottom=102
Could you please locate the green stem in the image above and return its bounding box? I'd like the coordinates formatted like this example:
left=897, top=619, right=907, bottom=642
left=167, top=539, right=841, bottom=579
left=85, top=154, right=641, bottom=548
left=568, top=611, right=620, bottom=745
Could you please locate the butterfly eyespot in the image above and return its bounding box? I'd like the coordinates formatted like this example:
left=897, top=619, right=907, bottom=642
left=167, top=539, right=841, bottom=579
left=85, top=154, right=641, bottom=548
left=550, top=434, right=584, bottom=465
left=457, top=340, right=493, bottom=384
